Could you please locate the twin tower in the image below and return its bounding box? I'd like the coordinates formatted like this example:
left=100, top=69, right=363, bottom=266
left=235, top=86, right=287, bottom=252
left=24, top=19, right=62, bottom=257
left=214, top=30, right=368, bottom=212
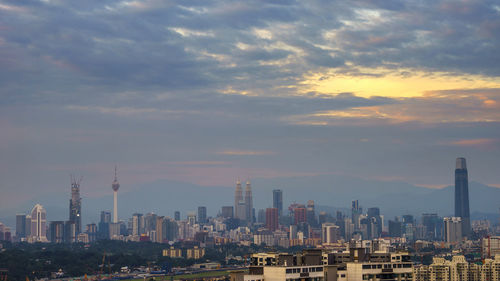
left=234, top=180, right=253, bottom=224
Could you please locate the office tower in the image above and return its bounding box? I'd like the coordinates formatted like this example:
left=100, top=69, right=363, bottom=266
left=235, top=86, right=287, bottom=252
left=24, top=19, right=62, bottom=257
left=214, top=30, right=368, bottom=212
left=64, top=221, right=76, bottom=243
left=98, top=211, right=111, bottom=239
left=389, top=219, right=402, bottom=237
left=144, top=213, right=157, bottom=233
left=86, top=223, right=97, bottom=242
left=155, top=216, right=164, bottom=243
left=187, top=213, right=196, bottom=225
left=198, top=206, right=207, bottom=224
left=272, top=189, right=283, bottom=217
left=322, top=223, right=340, bottom=244
left=351, top=200, right=362, bottom=229
left=455, top=157, right=470, bottom=237
left=306, top=200, right=317, bottom=226
left=132, top=213, right=143, bottom=236
left=30, top=204, right=48, bottom=242
left=221, top=206, right=234, bottom=218
left=294, top=207, right=307, bottom=225
left=234, top=179, right=243, bottom=219
left=367, top=207, right=382, bottom=238
left=266, top=208, right=279, bottom=231
left=289, top=225, right=298, bottom=239
left=245, top=180, right=253, bottom=224
left=174, top=211, right=180, bottom=221
left=256, top=209, right=265, bottom=223
left=444, top=217, right=463, bottom=243
left=16, top=214, right=26, bottom=239
left=422, top=213, right=439, bottom=240
left=112, top=166, right=120, bottom=223
left=236, top=201, right=247, bottom=222
left=69, top=176, right=82, bottom=235
left=164, top=218, right=179, bottom=241
left=402, top=215, right=414, bottom=225
left=49, top=221, right=64, bottom=243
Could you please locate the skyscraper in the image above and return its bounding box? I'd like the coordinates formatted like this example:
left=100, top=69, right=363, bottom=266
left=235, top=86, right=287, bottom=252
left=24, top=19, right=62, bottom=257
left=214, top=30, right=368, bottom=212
left=198, top=206, right=207, bottom=224
left=265, top=208, right=279, bottom=231
left=30, top=204, right=48, bottom=242
left=112, top=165, right=120, bottom=223
left=272, top=189, right=283, bottom=217
left=245, top=180, right=253, bottom=224
left=455, top=157, right=470, bottom=237
left=69, top=176, right=82, bottom=234
left=16, top=213, right=26, bottom=240
left=234, top=179, right=243, bottom=220
left=444, top=217, right=463, bottom=243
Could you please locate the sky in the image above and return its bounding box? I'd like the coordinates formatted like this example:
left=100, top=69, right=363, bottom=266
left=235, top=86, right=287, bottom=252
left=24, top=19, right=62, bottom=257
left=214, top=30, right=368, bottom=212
left=0, top=0, right=499, bottom=212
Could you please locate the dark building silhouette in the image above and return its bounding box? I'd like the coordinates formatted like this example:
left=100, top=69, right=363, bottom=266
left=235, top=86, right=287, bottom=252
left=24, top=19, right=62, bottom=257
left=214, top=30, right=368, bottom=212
left=69, top=176, right=82, bottom=235
left=221, top=206, right=234, bottom=218
left=174, top=211, right=180, bottom=221
left=49, top=221, right=64, bottom=243
left=198, top=206, right=207, bottom=224
left=272, top=189, right=283, bottom=217
left=265, top=208, right=279, bottom=231
left=455, top=157, right=470, bottom=237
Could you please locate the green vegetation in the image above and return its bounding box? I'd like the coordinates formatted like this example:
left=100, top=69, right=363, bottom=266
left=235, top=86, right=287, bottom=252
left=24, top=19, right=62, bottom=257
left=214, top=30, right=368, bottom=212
left=0, top=241, right=304, bottom=281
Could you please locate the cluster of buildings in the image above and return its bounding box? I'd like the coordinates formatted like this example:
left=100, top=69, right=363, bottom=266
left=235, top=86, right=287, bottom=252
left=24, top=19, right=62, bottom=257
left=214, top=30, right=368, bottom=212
left=1, top=158, right=499, bottom=258
left=235, top=241, right=414, bottom=281
left=413, top=255, right=500, bottom=281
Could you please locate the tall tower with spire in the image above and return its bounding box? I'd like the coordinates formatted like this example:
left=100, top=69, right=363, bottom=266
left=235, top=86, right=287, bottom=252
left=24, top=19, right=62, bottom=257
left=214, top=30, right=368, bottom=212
left=455, top=157, right=470, bottom=237
left=234, top=179, right=243, bottom=220
left=112, top=165, right=120, bottom=223
left=69, top=175, right=82, bottom=235
left=245, top=180, right=253, bottom=224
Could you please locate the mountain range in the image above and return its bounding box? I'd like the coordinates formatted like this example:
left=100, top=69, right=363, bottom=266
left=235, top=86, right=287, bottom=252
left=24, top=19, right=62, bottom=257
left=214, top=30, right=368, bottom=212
left=1, top=175, right=499, bottom=228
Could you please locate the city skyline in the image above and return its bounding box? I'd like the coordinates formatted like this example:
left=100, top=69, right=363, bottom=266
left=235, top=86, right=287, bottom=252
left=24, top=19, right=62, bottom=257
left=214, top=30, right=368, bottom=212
left=0, top=0, right=499, bottom=214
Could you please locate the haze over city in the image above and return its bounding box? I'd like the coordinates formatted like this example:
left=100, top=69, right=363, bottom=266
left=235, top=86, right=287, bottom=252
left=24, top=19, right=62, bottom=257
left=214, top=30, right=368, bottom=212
left=1, top=0, right=500, bottom=224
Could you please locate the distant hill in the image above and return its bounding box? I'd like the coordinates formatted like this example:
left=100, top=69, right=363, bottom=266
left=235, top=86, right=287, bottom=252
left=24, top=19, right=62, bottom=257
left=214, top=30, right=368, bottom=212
left=1, top=175, right=499, bottom=228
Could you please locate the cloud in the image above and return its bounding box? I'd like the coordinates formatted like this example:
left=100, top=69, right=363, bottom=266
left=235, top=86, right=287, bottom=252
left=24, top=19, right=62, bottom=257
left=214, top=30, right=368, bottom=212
left=217, top=150, right=275, bottom=156
left=448, top=138, right=499, bottom=148
left=286, top=88, right=500, bottom=125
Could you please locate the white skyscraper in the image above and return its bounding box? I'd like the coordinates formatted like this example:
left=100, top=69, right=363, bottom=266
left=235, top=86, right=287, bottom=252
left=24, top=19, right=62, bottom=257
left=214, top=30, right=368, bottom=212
left=30, top=204, right=48, bottom=242
left=112, top=166, right=120, bottom=223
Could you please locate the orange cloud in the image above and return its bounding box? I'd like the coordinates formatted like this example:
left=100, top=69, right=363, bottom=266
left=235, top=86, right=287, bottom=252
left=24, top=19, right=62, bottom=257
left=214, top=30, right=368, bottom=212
left=449, top=138, right=498, bottom=148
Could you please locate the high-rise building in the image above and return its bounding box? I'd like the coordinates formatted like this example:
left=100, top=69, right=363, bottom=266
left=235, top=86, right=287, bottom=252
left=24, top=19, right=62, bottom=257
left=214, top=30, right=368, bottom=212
left=306, top=200, right=317, bottom=226
left=294, top=207, right=307, bottom=225
left=322, top=223, right=340, bottom=244
left=266, top=208, right=279, bottom=231
left=174, top=211, right=180, bottom=221
left=69, top=176, right=82, bottom=235
left=455, top=157, right=470, bottom=237
left=49, top=221, right=64, bottom=243
left=234, top=179, right=243, bottom=220
left=367, top=207, right=382, bottom=238
left=132, top=213, right=143, bottom=236
left=25, top=215, right=31, bottom=239
left=86, top=223, right=97, bottom=242
left=444, top=217, right=462, bottom=243
left=30, top=204, right=48, bottom=242
left=198, top=206, right=207, bottom=224
left=98, top=211, right=111, bottom=239
left=422, top=213, right=440, bottom=240
left=245, top=180, right=253, bottom=224
left=112, top=166, right=120, bottom=223
left=64, top=220, right=76, bottom=243
left=272, top=189, right=283, bottom=217
left=16, top=213, right=26, bottom=240
left=187, top=213, right=196, bottom=225
left=351, top=200, right=362, bottom=230
left=221, top=206, right=234, bottom=218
